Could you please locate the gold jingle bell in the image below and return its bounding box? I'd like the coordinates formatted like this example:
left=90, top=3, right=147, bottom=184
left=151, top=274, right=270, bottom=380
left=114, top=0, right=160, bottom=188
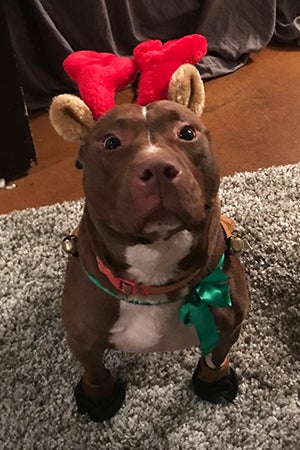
left=229, top=236, right=244, bottom=254
left=62, top=234, right=78, bottom=256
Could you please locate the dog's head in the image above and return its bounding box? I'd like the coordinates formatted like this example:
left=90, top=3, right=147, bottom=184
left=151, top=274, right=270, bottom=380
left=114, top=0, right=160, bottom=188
left=50, top=65, right=220, bottom=243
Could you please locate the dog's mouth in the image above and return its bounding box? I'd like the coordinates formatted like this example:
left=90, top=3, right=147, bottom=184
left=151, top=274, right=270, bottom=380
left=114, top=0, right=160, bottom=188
left=135, top=208, right=185, bottom=243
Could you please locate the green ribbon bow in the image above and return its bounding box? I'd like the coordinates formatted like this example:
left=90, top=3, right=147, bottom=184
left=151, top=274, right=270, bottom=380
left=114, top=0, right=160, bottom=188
left=180, top=253, right=232, bottom=357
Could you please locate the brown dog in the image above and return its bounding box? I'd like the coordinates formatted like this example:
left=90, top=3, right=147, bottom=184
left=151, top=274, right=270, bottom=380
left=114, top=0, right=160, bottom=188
left=50, top=65, right=249, bottom=422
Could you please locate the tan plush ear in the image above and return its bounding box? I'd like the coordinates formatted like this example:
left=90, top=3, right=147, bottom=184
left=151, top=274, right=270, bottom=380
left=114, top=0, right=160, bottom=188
left=49, top=94, right=95, bottom=143
left=168, top=64, right=205, bottom=116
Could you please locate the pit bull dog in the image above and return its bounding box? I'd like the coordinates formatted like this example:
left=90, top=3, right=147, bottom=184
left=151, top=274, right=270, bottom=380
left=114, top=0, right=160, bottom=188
left=50, top=64, right=250, bottom=422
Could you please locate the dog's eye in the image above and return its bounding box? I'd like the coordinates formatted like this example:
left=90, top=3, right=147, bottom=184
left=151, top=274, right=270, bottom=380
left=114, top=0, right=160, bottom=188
left=178, top=126, right=196, bottom=141
left=103, top=135, right=121, bottom=150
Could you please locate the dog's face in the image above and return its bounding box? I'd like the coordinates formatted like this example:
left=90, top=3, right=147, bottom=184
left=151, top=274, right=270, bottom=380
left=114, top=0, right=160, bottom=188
left=79, top=100, right=220, bottom=241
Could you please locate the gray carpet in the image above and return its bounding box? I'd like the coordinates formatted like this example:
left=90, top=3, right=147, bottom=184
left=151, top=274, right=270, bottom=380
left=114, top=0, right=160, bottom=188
left=1, top=164, right=299, bottom=450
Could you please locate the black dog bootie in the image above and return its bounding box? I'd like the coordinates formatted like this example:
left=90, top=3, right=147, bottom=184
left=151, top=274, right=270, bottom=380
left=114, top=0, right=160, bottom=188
left=192, top=359, right=238, bottom=403
left=74, top=379, right=126, bottom=422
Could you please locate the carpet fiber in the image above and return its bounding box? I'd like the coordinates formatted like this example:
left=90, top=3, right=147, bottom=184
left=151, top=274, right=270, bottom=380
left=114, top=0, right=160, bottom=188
left=1, top=164, right=299, bottom=449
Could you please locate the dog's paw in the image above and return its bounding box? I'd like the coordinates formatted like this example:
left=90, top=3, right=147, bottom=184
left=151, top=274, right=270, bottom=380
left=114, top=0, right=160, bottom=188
left=74, top=379, right=126, bottom=422
left=192, top=363, right=238, bottom=404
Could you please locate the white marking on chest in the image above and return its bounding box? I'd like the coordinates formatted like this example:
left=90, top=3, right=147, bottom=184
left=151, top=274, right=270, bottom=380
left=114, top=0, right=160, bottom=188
left=125, top=230, right=193, bottom=286
left=109, top=290, right=199, bottom=353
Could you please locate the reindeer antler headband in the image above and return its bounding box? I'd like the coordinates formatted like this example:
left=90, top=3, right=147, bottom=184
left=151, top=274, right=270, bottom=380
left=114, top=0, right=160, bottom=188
left=50, top=34, right=207, bottom=142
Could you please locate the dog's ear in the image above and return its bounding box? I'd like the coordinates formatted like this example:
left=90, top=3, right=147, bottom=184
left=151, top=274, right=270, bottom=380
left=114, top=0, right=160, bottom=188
left=168, top=64, right=205, bottom=116
left=49, top=94, right=95, bottom=143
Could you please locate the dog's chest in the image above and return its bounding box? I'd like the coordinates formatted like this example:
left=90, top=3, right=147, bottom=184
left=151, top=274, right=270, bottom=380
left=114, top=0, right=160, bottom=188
left=108, top=295, right=199, bottom=352
left=108, top=230, right=199, bottom=352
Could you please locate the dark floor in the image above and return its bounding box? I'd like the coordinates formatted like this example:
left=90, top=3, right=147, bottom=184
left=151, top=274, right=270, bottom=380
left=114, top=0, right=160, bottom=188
left=1, top=46, right=299, bottom=215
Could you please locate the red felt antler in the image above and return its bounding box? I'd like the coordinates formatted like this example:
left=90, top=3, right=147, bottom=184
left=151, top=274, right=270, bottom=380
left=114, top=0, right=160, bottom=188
left=63, top=51, right=137, bottom=119
left=133, top=34, right=207, bottom=106
left=62, top=35, right=207, bottom=119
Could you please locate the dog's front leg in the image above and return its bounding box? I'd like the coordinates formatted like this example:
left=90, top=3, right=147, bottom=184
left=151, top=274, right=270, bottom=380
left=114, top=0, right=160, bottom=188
left=192, top=325, right=242, bottom=404
left=62, top=257, right=126, bottom=422
left=66, top=335, right=126, bottom=422
left=192, top=254, right=250, bottom=403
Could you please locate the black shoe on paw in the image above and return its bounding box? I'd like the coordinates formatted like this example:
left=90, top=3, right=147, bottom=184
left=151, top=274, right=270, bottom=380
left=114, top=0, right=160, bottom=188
left=74, top=379, right=126, bottom=422
left=192, top=364, right=238, bottom=404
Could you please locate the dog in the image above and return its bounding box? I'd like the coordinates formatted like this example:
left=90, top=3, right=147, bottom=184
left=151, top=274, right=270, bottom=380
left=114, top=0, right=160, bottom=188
left=50, top=64, right=250, bottom=422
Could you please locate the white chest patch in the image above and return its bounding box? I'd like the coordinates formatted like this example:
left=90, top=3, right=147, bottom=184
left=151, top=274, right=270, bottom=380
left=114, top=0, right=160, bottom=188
left=125, top=230, right=193, bottom=286
left=109, top=230, right=198, bottom=353
left=108, top=291, right=199, bottom=353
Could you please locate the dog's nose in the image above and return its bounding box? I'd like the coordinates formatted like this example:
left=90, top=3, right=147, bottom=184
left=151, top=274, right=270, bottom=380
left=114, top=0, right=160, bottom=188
left=131, top=158, right=184, bottom=216
left=138, top=161, right=180, bottom=183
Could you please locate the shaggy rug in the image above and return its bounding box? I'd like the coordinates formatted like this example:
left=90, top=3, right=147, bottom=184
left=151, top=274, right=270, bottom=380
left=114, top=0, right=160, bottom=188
left=1, top=164, right=299, bottom=450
